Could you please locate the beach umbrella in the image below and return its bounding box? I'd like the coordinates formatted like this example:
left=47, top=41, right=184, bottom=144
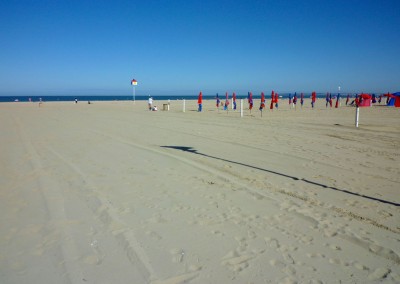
left=225, top=92, right=230, bottom=111
left=270, top=90, right=275, bottom=110
left=346, top=94, right=350, bottom=105
left=259, top=92, right=265, bottom=115
left=197, top=91, right=203, bottom=112
left=311, top=92, right=316, bottom=108
left=216, top=93, right=220, bottom=108
left=232, top=92, right=237, bottom=110
left=248, top=92, right=253, bottom=112
left=335, top=93, right=340, bottom=108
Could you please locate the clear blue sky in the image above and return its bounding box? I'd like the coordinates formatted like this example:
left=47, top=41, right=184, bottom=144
left=1, top=0, right=399, bottom=96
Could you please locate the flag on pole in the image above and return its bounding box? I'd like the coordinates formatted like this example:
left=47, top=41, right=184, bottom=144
left=131, top=79, right=138, bottom=85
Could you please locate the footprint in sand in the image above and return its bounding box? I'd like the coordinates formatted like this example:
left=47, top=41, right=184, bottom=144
left=170, top=248, right=185, bottom=263
left=146, top=231, right=162, bottom=240
left=368, top=267, right=391, bottom=281
left=265, top=237, right=280, bottom=249
left=221, top=250, right=254, bottom=272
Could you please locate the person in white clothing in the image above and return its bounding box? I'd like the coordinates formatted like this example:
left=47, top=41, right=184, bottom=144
left=148, top=97, right=153, bottom=110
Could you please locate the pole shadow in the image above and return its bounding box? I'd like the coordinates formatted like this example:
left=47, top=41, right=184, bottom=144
left=160, top=146, right=399, bottom=207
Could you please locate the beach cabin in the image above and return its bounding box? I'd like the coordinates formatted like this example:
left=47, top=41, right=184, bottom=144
left=358, top=93, right=372, bottom=107
left=385, top=92, right=400, bottom=107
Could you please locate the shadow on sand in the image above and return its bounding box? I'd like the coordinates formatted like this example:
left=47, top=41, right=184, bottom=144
left=160, top=146, right=399, bottom=207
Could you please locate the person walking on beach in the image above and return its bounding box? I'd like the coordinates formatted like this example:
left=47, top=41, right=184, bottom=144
left=148, top=96, right=153, bottom=110
left=293, top=93, right=297, bottom=109
left=300, top=93, right=304, bottom=108
left=325, top=93, right=329, bottom=108
left=233, top=92, right=237, bottom=110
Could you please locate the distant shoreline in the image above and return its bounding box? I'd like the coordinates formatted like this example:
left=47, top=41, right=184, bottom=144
left=0, top=93, right=363, bottom=103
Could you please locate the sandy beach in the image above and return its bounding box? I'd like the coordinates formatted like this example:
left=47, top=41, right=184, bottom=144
left=1, top=99, right=399, bottom=283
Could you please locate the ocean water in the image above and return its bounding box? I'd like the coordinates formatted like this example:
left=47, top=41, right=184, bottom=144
left=0, top=93, right=345, bottom=103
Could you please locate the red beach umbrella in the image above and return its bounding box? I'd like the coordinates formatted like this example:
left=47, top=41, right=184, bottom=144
left=260, top=92, right=265, bottom=109
left=270, top=90, right=275, bottom=110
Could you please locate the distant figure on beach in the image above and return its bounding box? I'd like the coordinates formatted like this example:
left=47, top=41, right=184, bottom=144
left=75, top=98, right=78, bottom=104
left=300, top=93, right=304, bottom=108
left=275, top=94, right=279, bottom=109
left=346, top=94, right=350, bottom=105
left=378, top=95, right=382, bottom=104
left=148, top=96, right=153, bottom=110
left=329, top=93, right=333, bottom=107
left=197, top=91, right=203, bottom=112
left=355, top=95, right=360, bottom=107
left=325, top=93, right=329, bottom=108
left=233, top=92, right=237, bottom=110
left=293, top=93, right=297, bottom=109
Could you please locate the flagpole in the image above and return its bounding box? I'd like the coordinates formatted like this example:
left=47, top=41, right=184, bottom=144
left=132, top=85, right=136, bottom=104
left=240, top=99, right=243, bottom=117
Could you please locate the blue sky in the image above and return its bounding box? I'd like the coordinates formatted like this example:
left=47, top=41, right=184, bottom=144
left=1, top=0, right=399, bottom=96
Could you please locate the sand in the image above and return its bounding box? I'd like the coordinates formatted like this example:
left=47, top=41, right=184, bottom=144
left=0, top=98, right=399, bottom=283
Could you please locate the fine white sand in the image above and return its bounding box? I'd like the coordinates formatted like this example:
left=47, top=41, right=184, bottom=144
left=1, top=99, right=399, bottom=283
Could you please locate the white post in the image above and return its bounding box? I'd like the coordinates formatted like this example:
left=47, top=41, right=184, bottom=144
left=355, top=107, right=359, bottom=128
left=240, top=99, right=243, bottom=117
left=183, top=99, right=186, bottom=113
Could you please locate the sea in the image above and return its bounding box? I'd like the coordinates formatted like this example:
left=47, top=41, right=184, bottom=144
left=0, top=93, right=336, bottom=103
